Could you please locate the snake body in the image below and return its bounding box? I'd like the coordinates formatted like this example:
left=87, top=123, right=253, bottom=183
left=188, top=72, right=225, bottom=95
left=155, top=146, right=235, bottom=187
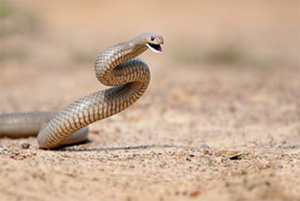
left=0, top=33, right=164, bottom=149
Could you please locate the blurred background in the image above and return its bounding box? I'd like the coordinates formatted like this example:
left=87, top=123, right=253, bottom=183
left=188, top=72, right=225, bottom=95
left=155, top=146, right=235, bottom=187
left=0, top=1, right=299, bottom=146
left=1, top=1, right=298, bottom=106
left=1, top=2, right=299, bottom=200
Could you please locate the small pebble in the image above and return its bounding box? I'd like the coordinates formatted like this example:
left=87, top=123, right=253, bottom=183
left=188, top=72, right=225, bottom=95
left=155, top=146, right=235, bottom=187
left=189, top=190, right=200, bottom=197
left=21, top=143, right=30, bottom=149
left=200, top=144, right=210, bottom=149
left=203, top=149, right=210, bottom=155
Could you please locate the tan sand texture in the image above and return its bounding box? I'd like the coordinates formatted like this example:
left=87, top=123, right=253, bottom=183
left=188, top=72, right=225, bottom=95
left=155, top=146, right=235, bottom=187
left=0, top=1, right=299, bottom=201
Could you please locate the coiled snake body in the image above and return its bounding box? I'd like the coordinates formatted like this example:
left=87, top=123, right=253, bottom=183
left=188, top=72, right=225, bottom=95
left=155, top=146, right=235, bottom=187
left=0, top=33, right=164, bottom=149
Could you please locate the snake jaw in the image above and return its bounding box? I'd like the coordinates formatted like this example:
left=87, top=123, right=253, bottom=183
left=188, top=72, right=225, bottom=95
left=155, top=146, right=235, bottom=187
left=146, top=43, right=163, bottom=54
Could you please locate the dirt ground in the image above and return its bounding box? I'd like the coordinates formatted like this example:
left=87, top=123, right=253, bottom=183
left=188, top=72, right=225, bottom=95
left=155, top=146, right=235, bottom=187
left=0, top=1, right=299, bottom=201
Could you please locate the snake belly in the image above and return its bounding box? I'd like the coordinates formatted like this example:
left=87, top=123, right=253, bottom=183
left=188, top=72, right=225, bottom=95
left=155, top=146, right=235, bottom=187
left=0, top=33, right=164, bottom=149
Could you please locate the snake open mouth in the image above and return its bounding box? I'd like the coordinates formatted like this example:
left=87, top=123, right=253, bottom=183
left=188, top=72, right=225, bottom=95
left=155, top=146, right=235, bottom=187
left=147, top=43, right=162, bottom=54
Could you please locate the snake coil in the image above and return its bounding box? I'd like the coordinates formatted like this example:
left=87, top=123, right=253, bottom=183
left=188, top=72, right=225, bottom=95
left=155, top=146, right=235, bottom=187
left=0, top=33, right=164, bottom=149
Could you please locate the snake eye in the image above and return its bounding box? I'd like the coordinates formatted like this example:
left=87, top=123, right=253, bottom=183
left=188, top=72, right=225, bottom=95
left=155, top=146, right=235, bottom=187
left=151, top=36, right=155, bottom=41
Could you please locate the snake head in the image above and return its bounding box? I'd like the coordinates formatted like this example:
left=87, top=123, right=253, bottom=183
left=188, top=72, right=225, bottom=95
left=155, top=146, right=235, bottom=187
left=145, top=33, right=164, bottom=54
left=134, top=32, right=164, bottom=54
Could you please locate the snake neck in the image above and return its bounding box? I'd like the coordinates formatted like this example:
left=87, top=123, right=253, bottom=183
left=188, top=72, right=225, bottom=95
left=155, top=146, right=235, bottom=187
left=92, top=38, right=151, bottom=121
left=95, top=39, right=149, bottom=87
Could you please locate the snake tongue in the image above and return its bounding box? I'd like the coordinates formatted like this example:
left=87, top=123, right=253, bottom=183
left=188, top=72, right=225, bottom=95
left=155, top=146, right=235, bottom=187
left=147, top=43, right=162, bottom=54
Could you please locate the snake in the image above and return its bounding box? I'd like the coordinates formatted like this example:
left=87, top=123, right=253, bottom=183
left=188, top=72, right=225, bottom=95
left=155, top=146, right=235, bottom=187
left=0, top=32, right=164, bottom=149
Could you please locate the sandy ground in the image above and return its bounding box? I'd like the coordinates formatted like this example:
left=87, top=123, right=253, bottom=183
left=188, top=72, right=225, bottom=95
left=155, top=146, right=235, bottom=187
left=0, top=1, right=299, bottom=201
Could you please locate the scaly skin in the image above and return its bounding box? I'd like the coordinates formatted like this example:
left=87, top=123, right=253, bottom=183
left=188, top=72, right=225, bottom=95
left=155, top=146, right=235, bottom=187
left=0, top=33, right=164, bottom=149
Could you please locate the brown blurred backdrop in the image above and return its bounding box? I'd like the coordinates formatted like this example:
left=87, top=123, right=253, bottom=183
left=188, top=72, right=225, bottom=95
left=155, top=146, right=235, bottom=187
left=0, top=1, right=299, bottom=111
left=0, top=2, right=300, bottom=201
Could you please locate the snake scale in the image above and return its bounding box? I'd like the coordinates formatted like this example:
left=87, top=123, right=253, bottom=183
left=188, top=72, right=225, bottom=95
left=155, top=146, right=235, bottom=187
left=0, top=33, right=164, bottom=149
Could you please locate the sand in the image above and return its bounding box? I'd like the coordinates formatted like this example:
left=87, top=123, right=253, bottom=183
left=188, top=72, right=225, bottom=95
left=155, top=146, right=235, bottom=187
left=0, top=1, right=299, bottom=201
